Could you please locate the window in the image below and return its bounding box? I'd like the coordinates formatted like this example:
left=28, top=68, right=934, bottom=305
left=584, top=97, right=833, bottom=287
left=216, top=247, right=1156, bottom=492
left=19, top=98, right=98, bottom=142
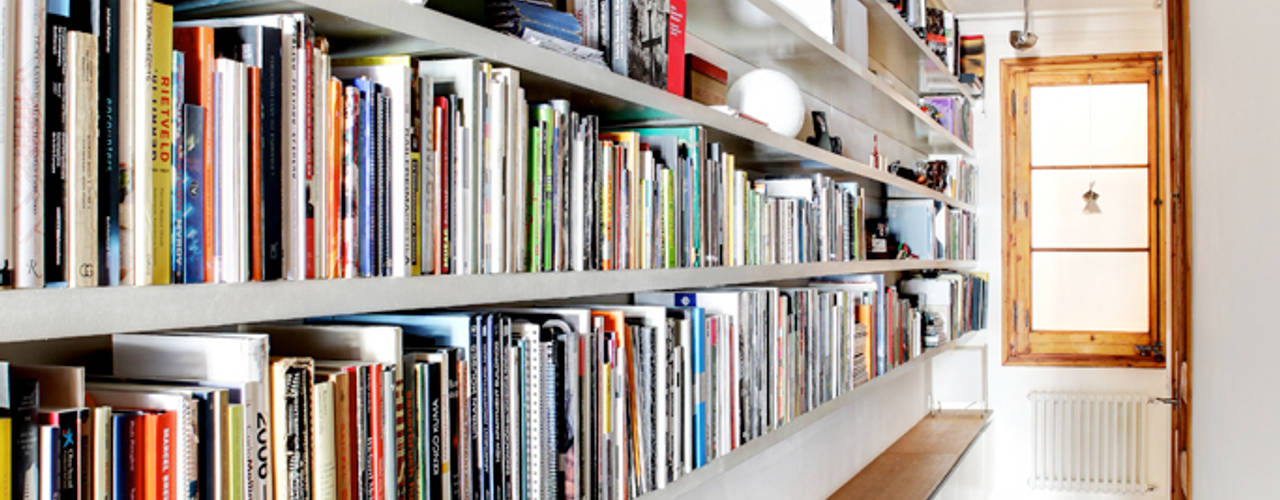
left=1002, top=53, right=1164, bottom=367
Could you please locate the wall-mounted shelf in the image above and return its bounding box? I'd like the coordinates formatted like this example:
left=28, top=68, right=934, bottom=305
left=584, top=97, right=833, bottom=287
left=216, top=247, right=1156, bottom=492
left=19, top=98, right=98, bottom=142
left=686, top=0, right=976, bottom=157
left=637, top=329, right=981, bottom=500
left=858, top=0, right=979, bottom=102
left=0, top=259, right=976, bottom=342
left=177, top=0, right=974, bottom=208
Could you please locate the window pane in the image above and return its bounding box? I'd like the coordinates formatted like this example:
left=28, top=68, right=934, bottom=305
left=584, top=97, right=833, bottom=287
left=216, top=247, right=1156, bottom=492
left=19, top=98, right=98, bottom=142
left=1030, top=83, right=1149, bottom=166
left=1031, top=251, right=1149, bottom=332
left=1031, top=168, right=1149, bottom=248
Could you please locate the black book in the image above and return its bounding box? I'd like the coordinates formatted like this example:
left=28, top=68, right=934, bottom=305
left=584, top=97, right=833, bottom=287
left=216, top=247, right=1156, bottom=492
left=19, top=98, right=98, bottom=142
left=444, top=347, right=462, bottom=500
left=373, top=85, right=389, bottom=276
left=94, top=0, right=121, bottom=286
left=356, top=365, right=371, bottom=500
left=44, top=13, right=70, bottom=286
left=48, top=408, right=85, bottom=500
left=426, top=358, right=444, bottom=500
left=10, top=377, right=40, bottom=500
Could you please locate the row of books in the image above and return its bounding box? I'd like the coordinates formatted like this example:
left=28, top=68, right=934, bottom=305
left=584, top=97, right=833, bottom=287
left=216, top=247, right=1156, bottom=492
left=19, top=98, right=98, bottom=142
left=885, top=199, right=976, bottom=261
left=0, top=4, right=872, bottom=290
left=428, top=0, right=687, bottom=96
left=0, top=273, right=987, bottom=500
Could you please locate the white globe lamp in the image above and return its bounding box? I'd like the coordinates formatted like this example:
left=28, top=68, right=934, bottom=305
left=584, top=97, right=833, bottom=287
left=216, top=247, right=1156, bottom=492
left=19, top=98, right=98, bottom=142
left=727, top=68, right=806, bottom=138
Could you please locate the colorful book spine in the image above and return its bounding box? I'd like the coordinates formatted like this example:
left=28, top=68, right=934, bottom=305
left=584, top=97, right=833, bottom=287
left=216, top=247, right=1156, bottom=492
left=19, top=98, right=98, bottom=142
left=248, top=66, right=263, bottom=281
left=150, top=1, right=173, bottom=284
left=354, top=77, right=374, bottom=277
left=342, top=85, right=358, bottom=278
left=171, top=51, right=185, bottom=284
left=182, top=104, right=204, bottom=284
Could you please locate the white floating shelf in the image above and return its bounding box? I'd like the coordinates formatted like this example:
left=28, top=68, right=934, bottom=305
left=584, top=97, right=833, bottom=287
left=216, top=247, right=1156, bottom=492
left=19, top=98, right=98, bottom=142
left=0, top=260, right=976, bottom=342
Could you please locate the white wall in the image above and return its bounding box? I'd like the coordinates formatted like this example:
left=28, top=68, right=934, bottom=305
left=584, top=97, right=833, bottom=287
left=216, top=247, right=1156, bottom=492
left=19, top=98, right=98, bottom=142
left=947, top=8, right=1173, bottom=499
left=1189, top=1, right=1280, bottom=497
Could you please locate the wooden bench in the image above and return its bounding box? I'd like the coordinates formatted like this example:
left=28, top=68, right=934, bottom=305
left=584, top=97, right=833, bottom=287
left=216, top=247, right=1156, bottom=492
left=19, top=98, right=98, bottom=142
left=829, top=411, right=992, bottom=500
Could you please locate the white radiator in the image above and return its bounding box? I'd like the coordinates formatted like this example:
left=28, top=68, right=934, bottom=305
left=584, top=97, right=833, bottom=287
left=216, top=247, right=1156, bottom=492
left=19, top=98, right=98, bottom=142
left=1028, top=392, right=1149, bottom=494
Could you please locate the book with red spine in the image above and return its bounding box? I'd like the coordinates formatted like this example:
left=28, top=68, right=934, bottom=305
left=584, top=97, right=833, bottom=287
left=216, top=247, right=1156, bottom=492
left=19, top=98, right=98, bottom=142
left=666, top=0, right=686, bottom=97
left=249, top=65, right=264, bottom=281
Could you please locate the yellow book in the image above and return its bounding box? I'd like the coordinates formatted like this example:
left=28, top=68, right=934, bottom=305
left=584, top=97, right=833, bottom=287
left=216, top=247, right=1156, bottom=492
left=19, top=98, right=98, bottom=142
left=150, top=1, right=173, bottom=284
left=227, top=404, right=244, bottom=500
left=0, top=416, right=11, bottom=500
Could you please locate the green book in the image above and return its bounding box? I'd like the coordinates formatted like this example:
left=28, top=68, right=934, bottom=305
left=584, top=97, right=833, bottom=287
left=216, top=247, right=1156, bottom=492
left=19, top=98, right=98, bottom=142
left=528, top=110, right=545, bottom=272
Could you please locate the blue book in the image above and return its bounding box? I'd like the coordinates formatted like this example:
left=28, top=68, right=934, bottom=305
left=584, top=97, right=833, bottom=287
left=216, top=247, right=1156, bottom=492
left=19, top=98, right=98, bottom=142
left=111, top=412, right=137, bottom=500
left=680, top=304, right=707, bottom=468
left=353, top=77, right=375, bottom=277
left=172, top=51, right=186, bottom=283
left=184, top=105, right=205, bottom=283
left=309, top=312, right=474, bottom=348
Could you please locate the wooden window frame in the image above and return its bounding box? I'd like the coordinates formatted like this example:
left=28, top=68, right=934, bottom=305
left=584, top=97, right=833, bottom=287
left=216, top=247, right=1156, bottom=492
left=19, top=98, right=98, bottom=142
left=1002, top=52, right=1166, bottom=368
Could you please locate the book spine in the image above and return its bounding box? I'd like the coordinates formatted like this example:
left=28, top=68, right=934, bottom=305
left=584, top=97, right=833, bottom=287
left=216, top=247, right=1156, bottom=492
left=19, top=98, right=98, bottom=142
left=355, top=79, right=373, bottom=277
left=149, top=2, right=172, bottom=284
left=0, top=1, right=15, bottom=287
left=65, top=31, right=99, bottom=288
left=666, top=0, right=685, bottom=97
left=130, top=0, right=152, bottom=286
left=248, top=66, right=263, bottom=281
left=261, top=28, right=283, bottom=280
left=312, top=47, right=327, bottom=280
left=44, top=12, right=69, bottom=287
left=171, top=51, right=184, bottom=284
left=181, top=104, right=204, bottom=283
left=13, top=0, right=45, bottom=288
left=341, top=86, right=357, bottom=279
left=303, top=36, right=315, bottom=280
left=329, top=78, right=343, bottom=279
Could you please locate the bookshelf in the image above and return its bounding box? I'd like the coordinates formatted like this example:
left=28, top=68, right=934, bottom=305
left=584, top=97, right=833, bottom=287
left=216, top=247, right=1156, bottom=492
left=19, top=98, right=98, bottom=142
left=857, top=0, right=980, bottom=101
left=637, top=329, right=978, bottom=500
left=0, top=259, right=975, bottom=342
left=687, top=0, right=976, bottom=156
left=4, top=0, right=987, bottom=499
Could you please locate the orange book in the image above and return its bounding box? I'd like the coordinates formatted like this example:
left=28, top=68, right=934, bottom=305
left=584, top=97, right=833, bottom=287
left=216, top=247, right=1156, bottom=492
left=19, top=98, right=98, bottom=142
left=328, top=370, right=354, bottom=500
left=328, top=78, right=343, bottom=278
left=249, top=66, right=264, bottom=281
left=173, top=27, right=216, bottom=282
left=142, top=413, right=158, bottom=500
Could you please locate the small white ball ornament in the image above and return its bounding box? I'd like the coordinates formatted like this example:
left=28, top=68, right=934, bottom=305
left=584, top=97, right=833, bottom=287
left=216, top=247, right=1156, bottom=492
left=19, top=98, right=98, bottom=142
left=727, top=68, right=806, bottom=138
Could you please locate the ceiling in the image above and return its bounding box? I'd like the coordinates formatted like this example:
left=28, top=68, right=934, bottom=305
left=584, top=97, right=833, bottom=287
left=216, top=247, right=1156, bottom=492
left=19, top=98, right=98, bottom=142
left=947, top=0, right=1157, bottom=15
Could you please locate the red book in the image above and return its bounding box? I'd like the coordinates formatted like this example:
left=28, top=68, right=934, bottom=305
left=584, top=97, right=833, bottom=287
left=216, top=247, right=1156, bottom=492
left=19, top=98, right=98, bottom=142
left=156, top=411, right=178, bottom=500
left=304, top=40, right=316, bottom=280
left=249, top=66, right=264, bottom=281
left=369, top=364, right=384, bottom=500
left=173, top=27, right=216, bottom=282
left=434, top=98, right=450, bottom=275
left=666, top=0, right=687, bottom=96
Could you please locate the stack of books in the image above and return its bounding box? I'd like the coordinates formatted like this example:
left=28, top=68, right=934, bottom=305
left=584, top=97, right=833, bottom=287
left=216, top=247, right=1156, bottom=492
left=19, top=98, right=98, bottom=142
left=0, top=5, right=870, bottom=292
left=0, top=272, right=987, bottom=500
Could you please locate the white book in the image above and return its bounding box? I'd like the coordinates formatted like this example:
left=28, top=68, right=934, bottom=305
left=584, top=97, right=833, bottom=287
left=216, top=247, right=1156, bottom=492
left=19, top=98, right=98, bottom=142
left=314, top=48, right=329, bottom=279
left=484, top=72, right=507, bottom=274
left=12, top=0, right=44, bottom=288
left=286, top=17, right=307, bottom=280
left=130, top=0, right=152, bottom=286
left=236, top=61, right=249, bottom=282
left=382, top=365, right=396, bottom=500
left=39, top=425, right=55, bottom=500
left=215, top=59, right=236, bottom=282
left=494, top=68, right=523, bottom=274
left=111, top=332, right=272, bottom=500
left=313, top=379, right=336, bottom=500
left=417, top=72, right=435, bottom=275
left=65, top=32, right=99, bottom=288
left=0, top=0, right=15, bottom=287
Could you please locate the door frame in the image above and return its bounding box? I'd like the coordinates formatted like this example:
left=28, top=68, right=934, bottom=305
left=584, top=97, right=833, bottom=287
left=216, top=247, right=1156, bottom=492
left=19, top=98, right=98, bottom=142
left=1165, top=0, right=1192, bottom=497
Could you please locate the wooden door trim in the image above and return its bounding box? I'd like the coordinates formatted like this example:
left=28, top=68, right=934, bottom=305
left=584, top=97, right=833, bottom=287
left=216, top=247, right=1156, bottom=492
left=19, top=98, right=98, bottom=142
left=1166, top=0, right=1192, bottom=497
